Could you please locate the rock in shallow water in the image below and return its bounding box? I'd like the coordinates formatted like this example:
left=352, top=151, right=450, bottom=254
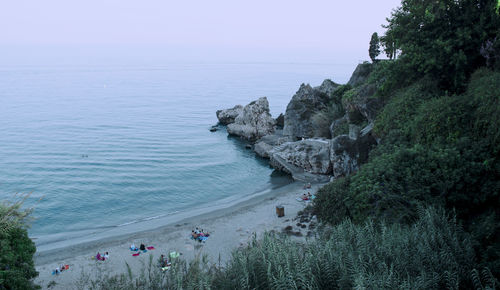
left=226, top=97, right=275, bottom=141
left=216, top=105, right=243, bottom=125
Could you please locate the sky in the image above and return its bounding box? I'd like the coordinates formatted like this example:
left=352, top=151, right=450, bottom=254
left=0, top=0, right=401, bottom=65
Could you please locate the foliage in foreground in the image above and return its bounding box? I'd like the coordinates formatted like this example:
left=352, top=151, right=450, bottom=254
left=76, top=208, right=495, bottom=289
left=0, top=194, right=38, bottom=290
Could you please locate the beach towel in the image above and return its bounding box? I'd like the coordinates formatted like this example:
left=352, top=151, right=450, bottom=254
left=169, top=251, right=180, bottom=259
left=147, top=246, right=155, bottom=250
left=132, top=253, right=140, bottom=256
left=296, top=195, right=316, bottom=202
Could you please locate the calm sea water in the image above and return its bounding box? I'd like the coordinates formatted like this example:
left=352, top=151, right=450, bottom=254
left=0, top=63, right=353, bottom=245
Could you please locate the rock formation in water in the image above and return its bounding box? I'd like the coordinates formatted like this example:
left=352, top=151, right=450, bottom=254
left=226, top=97, right=276, bottom=140
left=216, top=105, right=243, bottom=125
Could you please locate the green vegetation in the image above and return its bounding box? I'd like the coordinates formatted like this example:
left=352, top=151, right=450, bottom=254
left=369, top=32, right=380, bottom=62
left=0, top=195, right=38, bottom=289
left=384, top=0, right=500, bottom=92
left=79, top=208, right=495, bottom=289
left=315, top=0, right=500, bottom=282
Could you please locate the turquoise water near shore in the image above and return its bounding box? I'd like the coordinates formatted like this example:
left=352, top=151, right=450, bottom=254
left=0, top=63, right=353, bottom=246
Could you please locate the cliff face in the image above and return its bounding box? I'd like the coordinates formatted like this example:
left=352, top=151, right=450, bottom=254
left=282, top=84, right=329, bottom=140
left=282, top=79, right=340, bottom=140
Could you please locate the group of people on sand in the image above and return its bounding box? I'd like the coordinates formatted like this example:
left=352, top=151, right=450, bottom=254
left=53, top=264, right=69, bottom=275
left=130, top=243, right=153, bottom=252
left=301, top=192, right=313, bottom=201
left=191, top=227, right=210, bottom=242
left=95, top=251, right=109, bottom=261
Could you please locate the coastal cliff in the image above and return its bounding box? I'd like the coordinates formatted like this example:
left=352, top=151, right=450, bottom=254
left=216, top=63, right=380, bottom=182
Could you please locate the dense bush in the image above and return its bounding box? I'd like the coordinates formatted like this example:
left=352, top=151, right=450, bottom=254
left=317, top=142, right=498, bottom=223
left=0, top=196, right=38, bottom=289
left=385, top=0, right=500, bottom=92
left=78, top=208, right=493, bottom=289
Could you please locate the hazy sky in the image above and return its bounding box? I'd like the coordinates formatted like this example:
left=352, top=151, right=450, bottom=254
left=0, top=0, right=401, bottom=64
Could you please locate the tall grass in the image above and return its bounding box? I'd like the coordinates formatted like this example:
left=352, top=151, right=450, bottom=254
left=77, top=207, right=494, bottom=289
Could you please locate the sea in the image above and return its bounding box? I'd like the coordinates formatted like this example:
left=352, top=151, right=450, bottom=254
left=0, top=62, right=353, bottom=249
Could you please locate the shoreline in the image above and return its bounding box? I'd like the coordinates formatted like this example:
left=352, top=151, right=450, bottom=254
left=34, top=181, right=325, bottom=289
left=32, top=174, right=293, bottom=253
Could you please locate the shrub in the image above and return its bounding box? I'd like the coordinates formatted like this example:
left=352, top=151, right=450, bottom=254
left=0, top=195, right=38, bottom=289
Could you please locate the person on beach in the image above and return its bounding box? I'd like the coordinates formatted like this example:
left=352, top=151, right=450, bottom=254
left=307, top=192, right=312, bottom=199
left=103, top=252, right=109, bottom=260
left=130, top=243, right=138, bottom=251
left=159, top=254, right=170, bottom=267
left=159, top=254, right=165, bottom=267
left=191, top=230, right=199, bottom=239
left=96, top=252, right=102, bottom=261
left=140, top=243, right=146, bottom=251
left=54, top=266, right=60, bottom=275
left=301, top=193, right=309, bottom=200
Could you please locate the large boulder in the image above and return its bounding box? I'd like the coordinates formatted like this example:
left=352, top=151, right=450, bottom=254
left=269, top=139, right=331, bottom=175
left=227, top=97, right=276, bottom=140
left=254, top=130, right=292, bottom=158
left=216, top=105, right=243, bottom=125
left=329, top=123, right=377, bottom=179
left=283, top=84, right=330, bottom=139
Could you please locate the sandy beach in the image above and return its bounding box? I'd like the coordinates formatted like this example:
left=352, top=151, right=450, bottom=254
left=34, top=181, right=323, bottom=289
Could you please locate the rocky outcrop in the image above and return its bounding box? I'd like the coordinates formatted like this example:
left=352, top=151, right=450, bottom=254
left=283, top=84, right=330, bottom=139
left=314, top=79, right=339, bottom=96
left=347, top=62, right=373, bottom=87
left=227, top=97, right=276, bottom=140
left=253, top=130, right=292, bottom=158
left=270, top=139, right=331, bottom=175
left=269, top=139, right=332, bottom=183
left=269, top=153, right=332, bottom=183
left=216, top=105, right=243, bottom=125
left=270, top=123, right=377, bottom=181
left=329, top=123, right=377, bottom=179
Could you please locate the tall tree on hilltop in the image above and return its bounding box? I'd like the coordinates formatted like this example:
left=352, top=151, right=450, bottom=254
left=369, top=32, right=381, bottom=62
left=380, top=23, right=398, bottom=60
left=384, top=0, right=500, bottom=92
